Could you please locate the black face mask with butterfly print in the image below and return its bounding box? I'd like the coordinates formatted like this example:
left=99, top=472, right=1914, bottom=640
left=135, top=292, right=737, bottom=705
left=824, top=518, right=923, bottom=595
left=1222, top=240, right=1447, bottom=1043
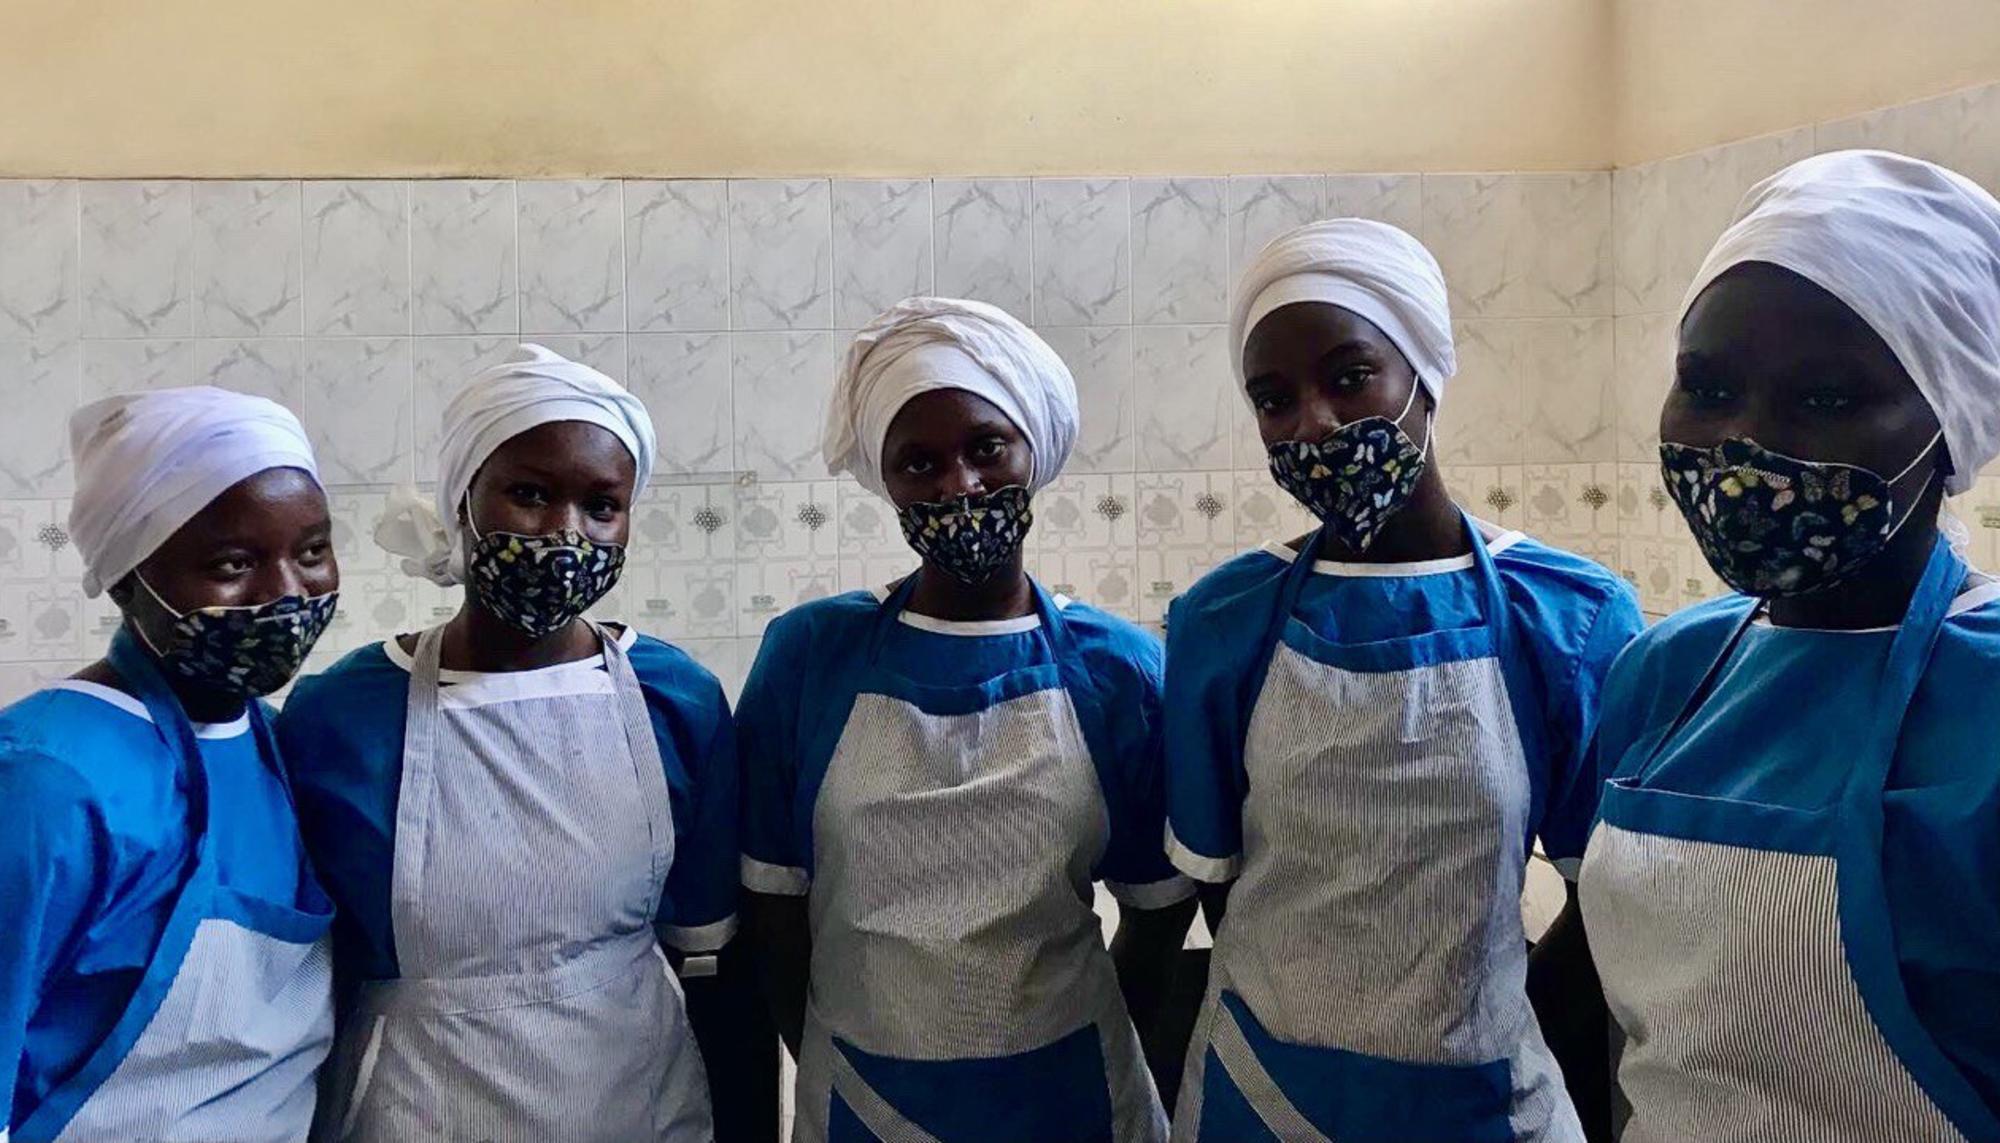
left=1659, top=433, right=1940, bottom=598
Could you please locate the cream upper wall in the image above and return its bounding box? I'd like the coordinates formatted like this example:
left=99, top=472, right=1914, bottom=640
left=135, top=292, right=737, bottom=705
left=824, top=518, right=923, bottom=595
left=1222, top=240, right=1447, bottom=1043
left=1613, top=0, right=2000, bottom=166
left=0, top=0, right=1613, bottom=178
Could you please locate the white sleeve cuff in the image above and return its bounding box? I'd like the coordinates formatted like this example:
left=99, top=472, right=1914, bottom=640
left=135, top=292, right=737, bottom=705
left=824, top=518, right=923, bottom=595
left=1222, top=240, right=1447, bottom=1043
left=740, top=854, right=811, bottom=896
left=1105, top=874, right=1198, bottom=910
left=659, top=915, right=738, bottom=954
left=1166, top=825, right=1241, bottom=884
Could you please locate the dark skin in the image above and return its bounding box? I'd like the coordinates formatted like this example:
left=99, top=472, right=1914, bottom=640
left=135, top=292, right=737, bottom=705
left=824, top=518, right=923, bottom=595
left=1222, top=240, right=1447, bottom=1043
left=743, top=388, right=1198, bottom=1091
left=387, top=421, right=731, bottom=1054
left=1667, top=262, right=1950, bottom=630
left=77, top=466, right=337, bottom=722
left=1224, top=301, right=1612, bottom=1139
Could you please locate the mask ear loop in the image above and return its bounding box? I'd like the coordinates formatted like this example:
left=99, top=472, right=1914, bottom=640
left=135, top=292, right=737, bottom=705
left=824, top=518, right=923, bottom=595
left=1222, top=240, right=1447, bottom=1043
left=1880, top=430, right=1946, bottom=546
left=126, top=572, right=185, bottom=657
left=1397, top=380, right=1436, bottom=464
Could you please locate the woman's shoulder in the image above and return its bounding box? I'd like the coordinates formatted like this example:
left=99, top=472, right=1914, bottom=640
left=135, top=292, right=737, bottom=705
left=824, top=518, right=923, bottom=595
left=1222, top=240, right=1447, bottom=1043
left=1049, top=597, right=1163, bottom=683
left=280, top=641, right=405, bottom=724
left=1490, top=532, right=1638, bottom=616
left=1173, top=546, right=1293, bottom=620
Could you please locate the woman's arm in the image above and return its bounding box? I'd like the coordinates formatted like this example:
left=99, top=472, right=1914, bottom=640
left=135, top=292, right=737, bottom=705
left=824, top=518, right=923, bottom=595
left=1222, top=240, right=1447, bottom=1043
left=1111, top=896, right=1199, bottom=1092
left=1527, top=883, right=1613, bottom=1143
left=743, top=890, right=812, bottom=1057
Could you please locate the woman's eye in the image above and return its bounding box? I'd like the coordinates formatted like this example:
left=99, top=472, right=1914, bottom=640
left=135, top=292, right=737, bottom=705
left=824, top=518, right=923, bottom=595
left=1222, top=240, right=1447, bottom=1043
left=902, top=458, right=934, bottom=476
left=300, top=540, right=332, bottom=563
left=586, top=498, right=621, bottom=519
left=1334, top=368, right=1375, bottom=390
left=973, top=439, right=1006, bottom=461
left=508, top=484, right=548, bottom=505
left=211, top=556, right=253, bottom=578
left=1251, top=392, right=1288, bottom=415
left=1802, top=392, right=1854, bottom=412
left=1680, top=381, right=1733, bottom=406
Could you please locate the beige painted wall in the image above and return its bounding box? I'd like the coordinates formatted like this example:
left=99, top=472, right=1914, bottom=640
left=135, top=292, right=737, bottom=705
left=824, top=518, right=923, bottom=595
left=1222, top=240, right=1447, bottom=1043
left=0, top=0, right=1611, bottom=178
left=1613, top=0, right=2000, bottom=165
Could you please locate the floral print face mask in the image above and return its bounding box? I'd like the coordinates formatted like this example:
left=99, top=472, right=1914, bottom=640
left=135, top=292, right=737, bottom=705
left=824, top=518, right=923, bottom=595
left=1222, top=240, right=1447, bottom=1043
left=1267, top=383, right=1431, bottom=554
left=897, top=485, right=1035, bottom=585
left=466, top=524, right=626, bottom=638
left=131, top=575, right=338, bottom=697
left=1659, top=432, right=1941, bottom=597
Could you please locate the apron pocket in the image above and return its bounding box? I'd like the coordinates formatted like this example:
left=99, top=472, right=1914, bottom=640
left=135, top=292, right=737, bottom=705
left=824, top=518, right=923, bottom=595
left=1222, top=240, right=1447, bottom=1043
left=1205, top=990, right=1514, bottom=1143
left=831, top=1024, right=1115, bottom=1143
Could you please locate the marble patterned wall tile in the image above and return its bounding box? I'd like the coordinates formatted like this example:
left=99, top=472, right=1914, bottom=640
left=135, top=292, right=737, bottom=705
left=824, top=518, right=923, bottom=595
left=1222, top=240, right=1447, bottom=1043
left=729, top=179, right=832, bottom=331
left=1324, top=174, right=1424, bottom=237
left=625, top=180, right=731, bottom=333
left=629, top=332, right=733, bottom=476
left=1226, top=176, right=1324, bottom=282
left=1815, top=81, right=2000, bottom=197
left=832, top=179, right=933, bottom=328
left=518, top=180, right=625, bottom=334
left=1423, top=173, right=1611, bottom=318
left=933, top=179, right=1032, bottom=317
left=1033, top=178, right=1131, bottom=326
left=1130, top=178, right=1226, bottom=325
left=82, top=338, right=193, bottom=399
left=303, top=180, right=410, bottom=337
left=1134, top=325, right=1232, bottom=471
left=1040, top=325, right=1134, bottom=473
left=82, top=181, right=192, bottom=338
left=1614, top=311, right=1675, bottom=462
left=191, top=180, right=303, bottom=337
left=194, top=337, right=302, bottom=410
left=733, top=331, right=834, bottom=481
left=1612, top=128, right=1815, bottom=315
left=0, top=341, right=78, bottom=498
left=1436, top=320, right=1524, bottom=467
left=1521, top=317, right=1616, bottom=464
left=0, top=181, right=79, bottom=338
left=411, top=336, right=512, bottom=475
left=411, top=180, right=517, bottom=335
left=301, top=337, right=412, bottom=485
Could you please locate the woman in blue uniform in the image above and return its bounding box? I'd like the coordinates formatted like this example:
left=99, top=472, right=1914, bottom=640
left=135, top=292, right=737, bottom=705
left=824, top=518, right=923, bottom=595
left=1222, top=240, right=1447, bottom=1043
left=0, top=387, right=339, bottom=1142
left=738, top=297, right=1194, bottom=1142
left=1164, top=220, right=1644, bottom=1142
left=279, top=345, right=738, bottom=1141
left=1580, top=150, right=2000, bottom=1141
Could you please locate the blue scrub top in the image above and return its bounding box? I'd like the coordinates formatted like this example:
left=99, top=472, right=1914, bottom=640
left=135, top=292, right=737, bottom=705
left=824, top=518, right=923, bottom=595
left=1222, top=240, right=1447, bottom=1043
left=0, top=682, right=310, bottom=1131
left=1164, top=531, right=1645, bottom=881
left=277, top=626, right=741, bottom=982
left=737, top=589, right=1188, bottom=908
left=1588, top=582, right=2000, bottom=1113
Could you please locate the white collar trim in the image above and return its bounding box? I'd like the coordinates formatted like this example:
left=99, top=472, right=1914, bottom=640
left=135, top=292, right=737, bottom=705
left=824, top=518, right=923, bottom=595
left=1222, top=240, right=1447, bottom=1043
left=47, top=679, right=252, bottom=739
left=1259, top=523, right=1525, bottom=578
left=870, top=586, right=1072, bottom=636
left=381, top=624, right=638, bottom=683
left=1759, top=576, right=2000, bottom=633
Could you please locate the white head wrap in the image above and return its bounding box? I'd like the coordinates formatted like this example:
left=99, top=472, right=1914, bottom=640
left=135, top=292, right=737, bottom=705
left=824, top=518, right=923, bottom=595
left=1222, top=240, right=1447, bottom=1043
left=68, top=386, right=322, bottom=598
left=1230, top=219, right=1457, bottom=401
left=1682, top=149, right=2000, bottom=496
left=375, top=343, right=657, bottom=585
left=825, top=297, right=1078, bottom=500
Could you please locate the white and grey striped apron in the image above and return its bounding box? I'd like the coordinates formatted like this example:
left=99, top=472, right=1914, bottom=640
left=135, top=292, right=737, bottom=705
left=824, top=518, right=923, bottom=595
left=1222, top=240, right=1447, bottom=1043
left=1581, top=536, right=2000, bottom=1142
left=791, top=579, right=1165, bottom=1143
left=1174, top=516, right=1582, bottom=1143
left=319, top=622, right=712, bottom=1142
left=15, top=629, right=334, bottom=1143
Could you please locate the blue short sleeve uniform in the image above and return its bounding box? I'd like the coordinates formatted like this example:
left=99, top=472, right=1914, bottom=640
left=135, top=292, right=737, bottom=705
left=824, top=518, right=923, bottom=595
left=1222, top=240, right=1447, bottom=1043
left=738, top=585, right=1189, bottom=1141
left=1580, top=569, right=2000, bottom=1138
left=1162, top=525, right=1642, bottom=1142
left=279, top=626, right=740, bottom=983
left=0, top=681, right=325, bottom=1136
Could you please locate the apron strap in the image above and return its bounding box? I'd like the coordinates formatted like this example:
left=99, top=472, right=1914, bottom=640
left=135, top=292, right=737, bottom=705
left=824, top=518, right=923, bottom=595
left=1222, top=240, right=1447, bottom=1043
left=593, top=623, right=678, bottom=913
left=1850, top=535, right=1961, bottom=801
left=1207, top=1003, right=1334, bottom=1143
left=391, top=625, right=450, bottom=944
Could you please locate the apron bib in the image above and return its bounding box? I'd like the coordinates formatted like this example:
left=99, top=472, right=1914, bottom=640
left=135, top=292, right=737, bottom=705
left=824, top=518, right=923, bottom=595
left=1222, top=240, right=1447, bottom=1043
left=16, top=631, right=334, bottom=1143
left=320, top=623, right=711, bottom=1143
left=1580, top=536, right=2000, bottom=1143
left=791, top=580, right=1165, bottom=1143
left=1175, top=516, right=1582, bottom=1143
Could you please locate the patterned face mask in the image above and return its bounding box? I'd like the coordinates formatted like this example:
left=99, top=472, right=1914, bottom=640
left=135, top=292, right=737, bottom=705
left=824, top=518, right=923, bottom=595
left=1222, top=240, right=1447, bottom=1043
left=1659, top=433, right=1941, bottom=597
left=897, top=485, right=1035, bottom=585
left=465, top=524, right=626, bottom=638
left=131, top=575, right=338, bottom=697
left=1267, top=383, right=1431, bottom=554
